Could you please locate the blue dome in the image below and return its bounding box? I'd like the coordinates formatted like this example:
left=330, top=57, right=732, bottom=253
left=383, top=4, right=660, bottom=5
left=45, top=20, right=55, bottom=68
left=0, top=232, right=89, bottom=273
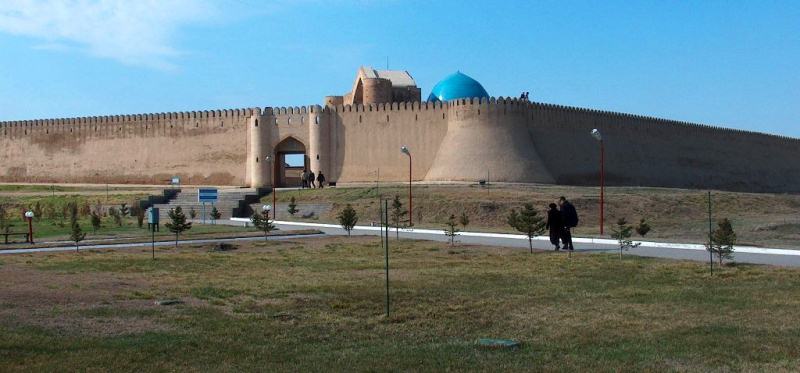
left=427, top=71, right=489, bottom=102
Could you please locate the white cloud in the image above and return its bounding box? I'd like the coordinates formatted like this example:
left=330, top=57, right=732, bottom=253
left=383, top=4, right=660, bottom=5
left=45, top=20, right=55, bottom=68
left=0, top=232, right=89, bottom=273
left=0, top=0, right=216, bottom=70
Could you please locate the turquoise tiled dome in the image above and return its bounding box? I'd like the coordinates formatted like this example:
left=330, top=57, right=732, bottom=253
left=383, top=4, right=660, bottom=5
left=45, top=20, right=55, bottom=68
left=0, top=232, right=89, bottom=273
left=427, top=71, right=490, bottom=102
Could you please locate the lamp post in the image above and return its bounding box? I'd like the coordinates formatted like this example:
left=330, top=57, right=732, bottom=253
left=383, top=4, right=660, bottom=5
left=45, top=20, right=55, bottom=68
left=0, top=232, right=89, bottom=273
left=265, top=155, right=276, bottom=221
left=400, top=146, right=412, bottom=227
left=24, top=210, right=34, bottom=244
left=590, top=129, right=605, bottom=235
left=262, top=204, right=271, bottom=220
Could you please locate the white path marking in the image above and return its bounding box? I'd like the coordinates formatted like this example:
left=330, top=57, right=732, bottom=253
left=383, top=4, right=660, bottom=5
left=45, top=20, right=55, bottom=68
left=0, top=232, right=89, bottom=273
left=231, top=218, right=800, bottom=257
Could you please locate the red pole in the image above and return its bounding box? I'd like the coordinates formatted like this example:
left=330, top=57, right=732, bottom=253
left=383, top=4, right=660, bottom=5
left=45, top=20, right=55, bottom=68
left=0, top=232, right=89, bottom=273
left=27, top=217, right=34, bottom=244
left=408, top=154, right=413, bottom=226
left=600, top=140, right=605, bottom=236
left=272, top=158, right=277, bottom=221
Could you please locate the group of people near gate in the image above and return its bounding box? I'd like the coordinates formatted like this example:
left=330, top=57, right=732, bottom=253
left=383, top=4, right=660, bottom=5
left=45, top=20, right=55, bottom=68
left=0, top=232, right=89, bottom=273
left=300, top=170, right=326, bottom=189
left=546, top=196, right=579, bottom=251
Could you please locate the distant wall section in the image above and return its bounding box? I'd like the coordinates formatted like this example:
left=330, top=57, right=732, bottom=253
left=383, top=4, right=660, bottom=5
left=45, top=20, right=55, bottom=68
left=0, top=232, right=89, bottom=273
left=0, top=109, right=257, bottom=185
left=527, top=102, right=800, bottom=193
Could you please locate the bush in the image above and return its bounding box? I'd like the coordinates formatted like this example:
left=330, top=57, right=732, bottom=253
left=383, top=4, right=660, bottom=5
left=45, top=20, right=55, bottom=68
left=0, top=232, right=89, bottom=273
left=337, top=204, right=358, bottom=237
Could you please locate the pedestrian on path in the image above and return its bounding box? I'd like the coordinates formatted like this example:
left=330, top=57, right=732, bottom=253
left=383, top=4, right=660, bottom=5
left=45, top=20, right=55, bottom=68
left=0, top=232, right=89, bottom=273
left=546, top=203, right=563, bottom=251
left=317, top=171, right=326, bottom=189
left=558, top=196, right=578, bottom=251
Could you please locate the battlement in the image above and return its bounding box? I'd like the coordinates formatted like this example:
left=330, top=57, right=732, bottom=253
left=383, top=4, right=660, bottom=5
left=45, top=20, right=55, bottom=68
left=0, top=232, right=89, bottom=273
left=328, top=100, right=447, bottom=113
left=0, top=107, right=262, bottom=128
left=528, top=101, right=800, bottom=143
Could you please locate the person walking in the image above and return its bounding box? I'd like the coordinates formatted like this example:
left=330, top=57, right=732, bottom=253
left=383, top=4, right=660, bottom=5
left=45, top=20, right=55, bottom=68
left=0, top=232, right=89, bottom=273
left=558, top=196, right=578, bottom=251
left=301, top=169, right=308, bottom=189
left=317, top=171, right=326, bottom=189
left=308, top=171, right=316, bottom=189
left=546, top=203, right=563, bottom=251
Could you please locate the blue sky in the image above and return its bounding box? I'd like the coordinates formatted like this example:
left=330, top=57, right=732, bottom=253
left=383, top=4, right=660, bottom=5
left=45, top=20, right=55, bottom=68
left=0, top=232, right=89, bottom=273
left=1, top=0, right=798, bottom=137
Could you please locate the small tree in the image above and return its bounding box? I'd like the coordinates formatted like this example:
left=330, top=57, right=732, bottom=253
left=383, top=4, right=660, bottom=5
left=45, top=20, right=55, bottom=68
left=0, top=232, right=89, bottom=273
left=90, top=211, right=102, bottom=233
left=507, top=204, right=546, bottom=253
left=134, top=206, right=145, bottom=228
left=251, top=208, right=275, bottom=241
left=69, top=213, right=86, bottom=253
left=58, top=203, right=68, bottom=227
left=67, top=201, right=78, bottom=221
left=119, top=203, right=130, bottom=217
left=390, top=195, right=407, bottom=239
left=611, top=218, right=641, bottom=259
left=709, top=218, right=736, bottom=266
left=33, top=201, right=43, bottom=222
left=0, top=204, right=11, bottom=233
left=165, top=206, right=192, bottom=247
left=444, top=214, right=460, bottom=246
left=288, top=196, right=299, bottom=216
left=337, top=204, right=358, bottom=237
left=79, top=202, right=91, bottom=217
left=459, top=211, right=470, bottom=229
left=189, top=207, right=197, bottom=220
left=635, top=218, right=651, bottom=237
left=108, top=207, right=122, bottom=227
left=210, top=206, right=222, bottom=224
left=43, top=203, right=56, bottom=220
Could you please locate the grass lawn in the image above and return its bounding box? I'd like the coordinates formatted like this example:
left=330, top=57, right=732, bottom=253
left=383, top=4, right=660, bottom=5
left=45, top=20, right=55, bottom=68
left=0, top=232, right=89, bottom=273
left=1, top=236, right=799, bottom=371
left=0, top=190, right=253, bottom=243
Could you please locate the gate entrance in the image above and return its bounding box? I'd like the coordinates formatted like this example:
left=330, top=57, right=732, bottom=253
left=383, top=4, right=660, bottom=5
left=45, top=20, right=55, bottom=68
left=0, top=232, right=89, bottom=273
left=274, top=137, right=307, bottom=187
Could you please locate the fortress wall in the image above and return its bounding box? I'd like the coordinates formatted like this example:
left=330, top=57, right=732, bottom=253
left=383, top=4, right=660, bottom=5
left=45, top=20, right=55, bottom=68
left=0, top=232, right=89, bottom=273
left=331, top=101, right=449, bottom=182
left=527, top=102, right=800, bottom=192
left=0, top=109, right=255, bottom=185
left=268, top=106, right=313, bottom=151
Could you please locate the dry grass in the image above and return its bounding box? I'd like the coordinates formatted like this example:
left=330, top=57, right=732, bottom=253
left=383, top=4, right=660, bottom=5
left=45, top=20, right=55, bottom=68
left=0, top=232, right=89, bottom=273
left=272, top=184, right=800, bottom=248
left=2, top=236, right=800, bottom=371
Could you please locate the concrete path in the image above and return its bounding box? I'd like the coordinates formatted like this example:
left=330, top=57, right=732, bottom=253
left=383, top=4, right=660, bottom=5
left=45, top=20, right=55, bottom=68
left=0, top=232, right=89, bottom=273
left=0, top=233, right=325, bottom=255
left=230, top=218, right=800, bottom=267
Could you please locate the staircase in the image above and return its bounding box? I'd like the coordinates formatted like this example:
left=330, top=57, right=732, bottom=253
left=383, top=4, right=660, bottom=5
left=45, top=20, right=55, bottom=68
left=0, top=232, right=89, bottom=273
left=152, top=188, right=270, bottom=221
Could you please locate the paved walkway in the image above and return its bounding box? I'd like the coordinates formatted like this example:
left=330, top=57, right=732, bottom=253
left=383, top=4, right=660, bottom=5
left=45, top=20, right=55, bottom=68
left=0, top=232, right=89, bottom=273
left=0, top=233, right=324, bottom=255
left=230, top=218, right=800, bottom=267
left=5, top=217, right=799, bottom=267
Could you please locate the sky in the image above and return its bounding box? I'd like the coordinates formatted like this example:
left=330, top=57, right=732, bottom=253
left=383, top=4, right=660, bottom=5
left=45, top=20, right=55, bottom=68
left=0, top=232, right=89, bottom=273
left=0, top=0, right=798, bottom=137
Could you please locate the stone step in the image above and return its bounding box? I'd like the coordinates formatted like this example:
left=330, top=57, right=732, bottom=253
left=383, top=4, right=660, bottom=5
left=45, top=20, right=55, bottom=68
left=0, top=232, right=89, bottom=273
left=152, top=188, right=268, bottom=220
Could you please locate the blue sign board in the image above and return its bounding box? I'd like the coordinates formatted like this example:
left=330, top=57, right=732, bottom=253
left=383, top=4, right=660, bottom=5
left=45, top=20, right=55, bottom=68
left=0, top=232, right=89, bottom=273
left=147, top=207, right=159, bottom=224
left=198, top=188, right=218, bottom=203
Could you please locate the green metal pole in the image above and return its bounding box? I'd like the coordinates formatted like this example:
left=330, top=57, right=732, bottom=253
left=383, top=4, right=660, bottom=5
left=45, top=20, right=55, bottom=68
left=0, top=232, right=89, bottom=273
left=708, top=191, right=713, bottom=276
left=384, top=199, right=390, bottom=318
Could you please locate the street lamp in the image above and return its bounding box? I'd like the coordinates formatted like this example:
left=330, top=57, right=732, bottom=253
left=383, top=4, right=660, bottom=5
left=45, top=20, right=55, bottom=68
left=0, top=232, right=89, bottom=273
left=265, top=155, right=276, bottom=221
left=400, top=146, right=412, bottom=226
left=590, top=129, right=604, bottom=235
left=24, top=210, right=34, bottom=244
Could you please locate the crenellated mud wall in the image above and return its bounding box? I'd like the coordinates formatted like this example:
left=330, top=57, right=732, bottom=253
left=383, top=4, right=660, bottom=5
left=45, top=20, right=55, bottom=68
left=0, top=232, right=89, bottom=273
left=525, top=101, right=800, bottom=192
left=0, top=109, right=258, bottom=185
left=2, top=98, right=798, bottom=192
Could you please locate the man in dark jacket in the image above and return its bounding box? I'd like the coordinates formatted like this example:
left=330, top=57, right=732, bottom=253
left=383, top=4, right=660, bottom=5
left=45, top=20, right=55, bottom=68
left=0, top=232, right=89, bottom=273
left=317, top=171, right=326, bottom=189
left=546, top=203, right=563, bottom=251
left=308, top=171, right=316, bottom=188
left=558, top=196, right=578, bottom=251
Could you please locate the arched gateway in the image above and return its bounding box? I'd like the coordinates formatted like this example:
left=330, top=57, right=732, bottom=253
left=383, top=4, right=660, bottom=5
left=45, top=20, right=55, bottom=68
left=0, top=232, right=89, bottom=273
left=274, top=136, right=307, bottom=187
